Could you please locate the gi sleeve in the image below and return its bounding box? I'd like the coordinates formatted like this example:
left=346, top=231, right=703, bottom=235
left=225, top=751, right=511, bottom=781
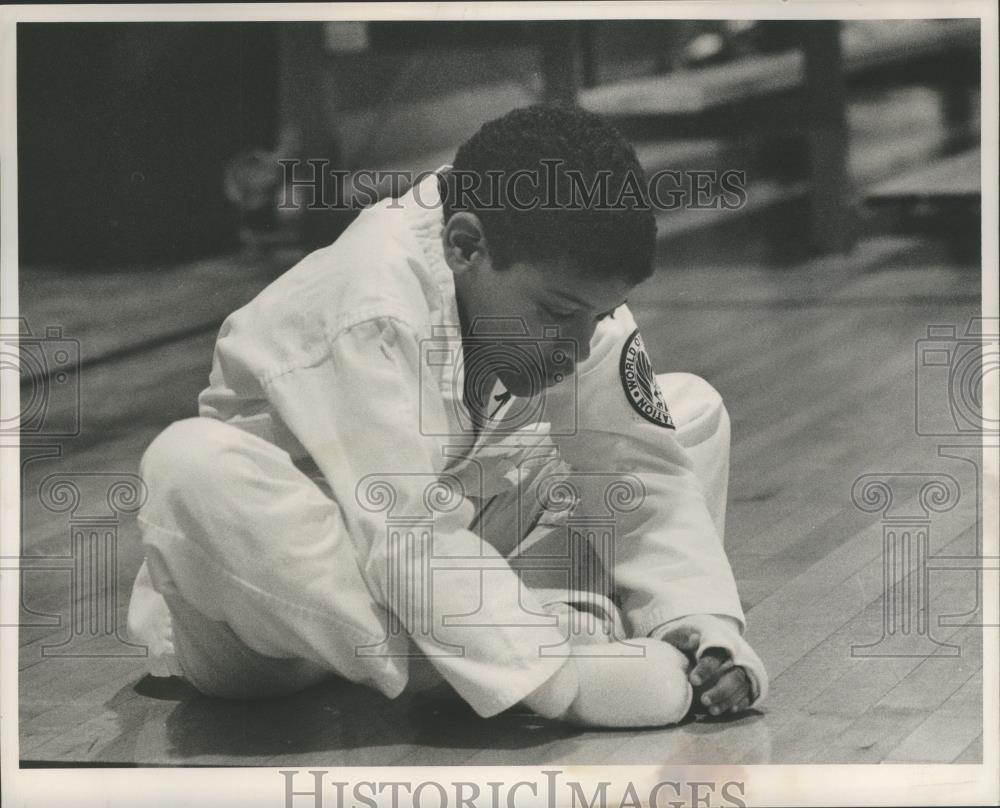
left=540, top=305, right=768, bottom=702
left=259, top=315, right=569, bottom=717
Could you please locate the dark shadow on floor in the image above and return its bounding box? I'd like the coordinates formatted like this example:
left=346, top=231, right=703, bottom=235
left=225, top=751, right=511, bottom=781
left=154, top=676, right=580, bottom=760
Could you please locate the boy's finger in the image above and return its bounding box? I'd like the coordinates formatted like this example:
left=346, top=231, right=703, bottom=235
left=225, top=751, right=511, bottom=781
left=689, top=647, right=729, bottom=687
left=660, top=627, right=701, bottom=653
left=705, top=691, right=743, bottom=715
left=718, top=687, right=752, bottom=716
left=700, top=667, right=750, bottom=714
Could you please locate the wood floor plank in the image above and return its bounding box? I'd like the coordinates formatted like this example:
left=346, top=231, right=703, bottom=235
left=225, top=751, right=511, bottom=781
left=20, top=671, right=150, bottom=756
left=463, top=512, right=982, bottom=765
left=736, top=451, right=978, bottom=614
left=726, top=532, right=983, bottom=764
left=751, top=520, right=978, bottom=680
left=729, top=379, right=931, bottom=564
left=19, top=250, right=299, bottom=367
left=952, top=733, right=983, bottom=764
left=882, top=669, right=984, bottom=763
left=818, top=623, right=982, bottom=763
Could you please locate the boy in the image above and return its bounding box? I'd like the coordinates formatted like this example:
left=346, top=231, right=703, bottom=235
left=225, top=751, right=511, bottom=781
left=127, top=105, right=767, bottom=727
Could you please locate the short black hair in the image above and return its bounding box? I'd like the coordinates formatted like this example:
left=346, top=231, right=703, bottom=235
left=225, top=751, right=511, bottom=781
left=441, top=105, right=656, bottom=285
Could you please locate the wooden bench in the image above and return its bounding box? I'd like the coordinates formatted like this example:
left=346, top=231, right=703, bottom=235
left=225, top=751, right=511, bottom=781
left=577, top=20, right=980, bottom=117
left=571, top=19, right=980, bottom=255
left=276, top=20, right=979, bottom=254
left=867, top=147, right=981, bottom=205
left=865, top=147, right=981, bottom=262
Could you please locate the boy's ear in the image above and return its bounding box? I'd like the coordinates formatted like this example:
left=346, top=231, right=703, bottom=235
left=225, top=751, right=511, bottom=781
left=443, top=212, right=489, bottom=268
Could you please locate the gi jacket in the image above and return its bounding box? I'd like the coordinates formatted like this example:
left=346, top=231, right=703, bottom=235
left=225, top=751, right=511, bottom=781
left=197, top=171, right=766, bottom=716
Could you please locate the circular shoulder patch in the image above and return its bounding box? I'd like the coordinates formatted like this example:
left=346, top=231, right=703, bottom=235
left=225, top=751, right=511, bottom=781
left=619, top=329, right=675, bottom=429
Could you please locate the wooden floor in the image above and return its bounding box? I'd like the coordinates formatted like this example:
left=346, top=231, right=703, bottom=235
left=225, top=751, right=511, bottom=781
left=15, top=224, right=985, bottom=766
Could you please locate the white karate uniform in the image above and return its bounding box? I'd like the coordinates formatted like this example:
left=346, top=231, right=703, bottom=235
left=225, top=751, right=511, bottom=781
left=126, top=170, right=768, bottom=717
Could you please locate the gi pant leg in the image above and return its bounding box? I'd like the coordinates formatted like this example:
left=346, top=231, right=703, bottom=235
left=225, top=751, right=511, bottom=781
left=127, top=416, right=408, bottom=700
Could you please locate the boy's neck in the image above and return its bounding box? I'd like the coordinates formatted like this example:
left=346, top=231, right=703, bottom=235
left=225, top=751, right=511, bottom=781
left=460, top=342, right=499, bottom=435
left=449, top=232, right=500, bottom=434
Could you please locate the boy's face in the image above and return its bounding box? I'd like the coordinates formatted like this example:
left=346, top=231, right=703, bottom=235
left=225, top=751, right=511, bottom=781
left=452, top=255, right=633, bottom=399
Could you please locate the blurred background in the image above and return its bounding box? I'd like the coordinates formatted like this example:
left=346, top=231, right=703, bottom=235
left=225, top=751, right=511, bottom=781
left=18, top=19, right=980, bottom=265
